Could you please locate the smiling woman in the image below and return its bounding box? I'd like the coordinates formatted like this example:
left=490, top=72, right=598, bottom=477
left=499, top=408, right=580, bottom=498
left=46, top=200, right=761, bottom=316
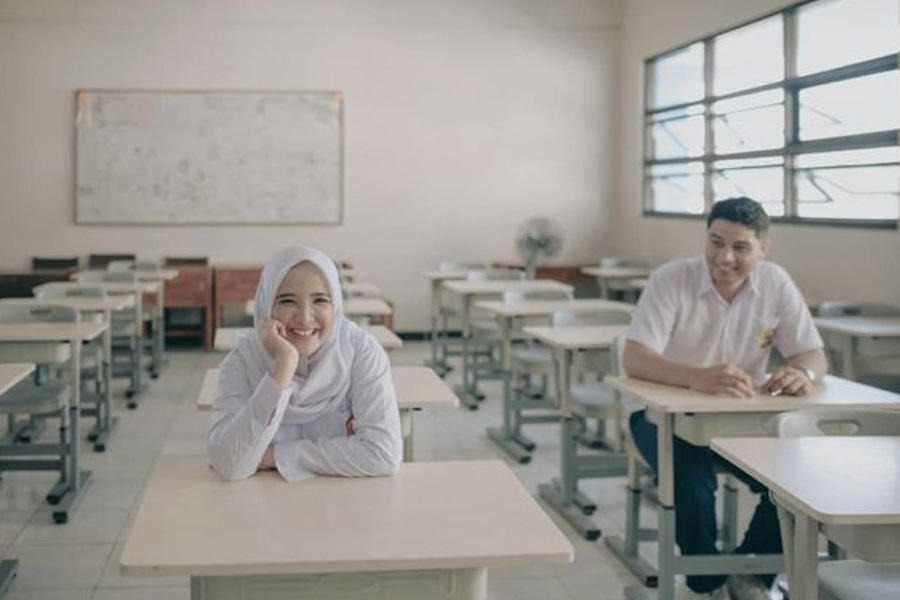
left=207, top=246, right=402, bottom=482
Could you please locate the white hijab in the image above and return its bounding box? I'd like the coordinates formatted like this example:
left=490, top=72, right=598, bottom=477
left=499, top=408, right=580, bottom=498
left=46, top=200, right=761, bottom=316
left=239, top=246, right=357, bottom=425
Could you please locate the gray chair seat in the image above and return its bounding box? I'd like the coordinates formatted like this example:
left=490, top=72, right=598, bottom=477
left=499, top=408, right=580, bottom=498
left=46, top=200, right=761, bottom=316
left=0, top=380, right=71, bottom=415
left=511, top=345, right=553, bottom=366
left=819, top=560, right=900, bottom=600
left=570, top=382, right=617, bottom=415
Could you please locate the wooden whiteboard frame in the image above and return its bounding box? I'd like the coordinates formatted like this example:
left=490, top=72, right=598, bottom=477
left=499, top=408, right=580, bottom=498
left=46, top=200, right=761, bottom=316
left=74, top=89, right=344, bottom=226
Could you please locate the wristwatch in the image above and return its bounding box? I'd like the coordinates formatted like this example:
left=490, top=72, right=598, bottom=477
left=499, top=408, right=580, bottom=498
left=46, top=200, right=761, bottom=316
left=799, top=366, right=816, bottom=383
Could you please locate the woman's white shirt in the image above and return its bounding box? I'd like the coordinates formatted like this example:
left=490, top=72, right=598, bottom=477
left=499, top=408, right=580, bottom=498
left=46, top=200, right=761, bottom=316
left=208, top=326, right=403, bottom=482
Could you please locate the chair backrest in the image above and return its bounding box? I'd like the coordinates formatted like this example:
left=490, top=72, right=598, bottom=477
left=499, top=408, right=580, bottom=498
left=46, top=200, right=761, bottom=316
left=775, top=409, right=900, bottom=437
left=466, top=268, right=525, bottom=282
left=600, top=257, right=652, bottom=270
left=107, top=260, right=136, bottom=272
left=818, top=302, right=900, bottom=318
left=35, top=283, right=106, bottom=299
left=32, top=257, right=79, bottom=271
left=0, top=302, right=79, bottom=324
left=552, top=308, right=632, bottom=327
left=503, top=289, right=573, bottom=303
left=88, top=253, right=136, bottom=268
left=439, top=260, right=487, bottom=273
left=164, top=256, right=208, bottom=266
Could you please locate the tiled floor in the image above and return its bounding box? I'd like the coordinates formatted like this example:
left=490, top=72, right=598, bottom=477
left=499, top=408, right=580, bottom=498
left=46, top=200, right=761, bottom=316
left=0, top=341, right=763, bottom=600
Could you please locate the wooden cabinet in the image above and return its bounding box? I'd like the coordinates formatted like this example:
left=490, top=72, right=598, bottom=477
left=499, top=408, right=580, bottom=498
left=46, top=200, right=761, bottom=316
left=164, top=266, right=213, bottom=349
left=213, top=264, right=262, bottom=333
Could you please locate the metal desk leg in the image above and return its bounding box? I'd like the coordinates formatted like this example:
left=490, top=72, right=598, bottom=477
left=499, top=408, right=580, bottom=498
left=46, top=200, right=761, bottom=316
left=538, top=348, right=602, bottom=540
left=0, top=559, right=17, bottom=597
left=487, top=316, right=532, bottom=463
left=454, top=297, right=480, bottom=410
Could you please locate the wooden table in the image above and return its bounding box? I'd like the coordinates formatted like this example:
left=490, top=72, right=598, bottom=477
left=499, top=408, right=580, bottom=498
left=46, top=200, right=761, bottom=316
left=214, top=325, right=402, bottom=353
left=0, top=321, right=107, bottom=524
left=712, top=436, right=900, bottom=600
left=475, top=299, right=632, bottom=463
left=198, top=366, right=458, bottom=462
left=603, top=375, right=900, bottom=600
left=120, top=459, right=573, bottom=600
left=441, top=279, right=573, bottom=409
left=0, top=363, right=35, bottom=597
left=814, top=316, right=900, bottom=380
left=581, top=266, right=651, bottom=299
left=1, top=296, right=133, bottom=450
left=523, top=325, right=629, bottom=539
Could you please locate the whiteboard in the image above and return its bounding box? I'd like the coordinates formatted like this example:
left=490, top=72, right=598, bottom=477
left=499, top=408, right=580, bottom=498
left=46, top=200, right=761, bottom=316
left=75, top=90, right=343, bottom=224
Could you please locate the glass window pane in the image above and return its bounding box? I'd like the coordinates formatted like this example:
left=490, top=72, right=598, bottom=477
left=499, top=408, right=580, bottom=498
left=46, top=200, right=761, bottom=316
left=795, top=160, right=900, bottom=220
left=714, top=16, right=783, bottom=95
left=651, top=43, right=704, bottom=109
left=797, top=0, right=900, bottom=76
left=712, top=90, right=785, bottom=154
left=649, top=162, right=705, bottom=214
left=650, top=105, right=705, bottom=159
left=795, top=147, right=899, bottom=168
left=799, top=71, right=900, bottom=140
left=712, top=159, right=785, bottom=216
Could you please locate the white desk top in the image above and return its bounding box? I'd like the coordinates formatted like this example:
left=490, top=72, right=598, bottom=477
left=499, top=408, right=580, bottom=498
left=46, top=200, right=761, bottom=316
left=198, top=366, right=458, bottom=411
left=814, top=316, right=900, bottom=338
left=0, top=321, right=108, bottom=343
left=523, top=325, right=628, bottom=350
left=581, top=266, right=652, bottom=279
left=344, top=297, right=393, bottom=317
left=0, top=363, right=35, bottom=396
left=1, top=296, right=134, bottom=313
left=442, top=279, right=573, bottom=296
left=246, top=298, right=393, bottom=318
left=120, top=459, right=573, bottom=576
left=50, top=280, right=160, bottom=295
left=604, top=375, right=900, bottom=414
left=343, top=282, right=383, bottom=297
left=420, top=269, right=469, bottom=281
left=214, top=325, right=402, bottom=352
left=74, top=268, right=179, bottom=281
left=475, top=298, right=633, bottom=318
left=712, top=436, right=900, bottom=526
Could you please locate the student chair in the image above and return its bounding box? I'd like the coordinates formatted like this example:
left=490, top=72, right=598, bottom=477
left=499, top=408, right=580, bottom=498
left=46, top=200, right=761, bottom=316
left=0, top=303, right=79, bottom=523
left=774, top=408, right=900, bottom=600
left=431, top=261, right=489, bottom=375
left=34, top=284, right=111, bottom=448
left=817, top=302, right=900, bottom=381
left=31, top=257, right=79, bottom=271
left=599, top=257, right=652, bottom=302
left=463, top=268, right=526, bottom=401
left=488, top=289, right=574, bottom=457
left=74, top=271, right=146, bottom=402
left=88, top=253, right=136, bottom=269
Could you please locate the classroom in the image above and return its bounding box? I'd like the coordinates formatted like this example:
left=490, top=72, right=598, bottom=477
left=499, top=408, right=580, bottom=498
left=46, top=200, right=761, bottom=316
left=0, top=0, right=898, bottom=599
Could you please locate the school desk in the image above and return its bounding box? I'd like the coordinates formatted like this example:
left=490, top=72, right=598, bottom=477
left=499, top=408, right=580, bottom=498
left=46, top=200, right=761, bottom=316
left=120, top=459, right=573, bottom=600
left=814, top=315, right=900, bottom=380
left=603, top=375, right=900, bottom=600
left=712, top=436, right=900, bottom=600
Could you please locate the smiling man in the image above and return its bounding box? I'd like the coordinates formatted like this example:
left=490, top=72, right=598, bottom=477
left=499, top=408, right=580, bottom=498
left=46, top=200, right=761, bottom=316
left=623, top=197, right=827, bottom=600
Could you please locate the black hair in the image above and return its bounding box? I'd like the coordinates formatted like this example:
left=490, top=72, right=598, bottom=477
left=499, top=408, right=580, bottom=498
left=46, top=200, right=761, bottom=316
left=706, top=197, right=769, bottom=238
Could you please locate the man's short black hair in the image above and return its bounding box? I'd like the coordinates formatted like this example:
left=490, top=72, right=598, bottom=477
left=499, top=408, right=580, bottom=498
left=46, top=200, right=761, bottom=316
left=706, top=197, right=769, bottom=238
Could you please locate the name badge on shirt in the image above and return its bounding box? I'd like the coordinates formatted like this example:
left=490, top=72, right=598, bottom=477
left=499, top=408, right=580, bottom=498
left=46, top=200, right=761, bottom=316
left=754, top=318, right=778, bottom=350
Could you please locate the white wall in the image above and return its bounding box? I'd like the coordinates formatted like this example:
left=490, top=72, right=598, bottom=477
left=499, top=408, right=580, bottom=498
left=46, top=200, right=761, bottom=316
left=614, top=0, right=900, bottom=306
left=0, top=0, right=623, bottom=331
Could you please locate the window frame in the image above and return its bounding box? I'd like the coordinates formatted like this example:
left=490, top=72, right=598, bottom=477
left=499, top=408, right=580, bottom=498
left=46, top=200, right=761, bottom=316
left=642, top=0, right=900, bottom=229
